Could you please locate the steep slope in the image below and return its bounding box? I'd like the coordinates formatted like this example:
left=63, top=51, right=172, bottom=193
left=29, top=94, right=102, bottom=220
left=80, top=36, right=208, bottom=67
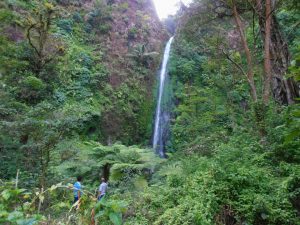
left=104, top=0, right=168, bottom=87
left=0, top=0, right=168, bottom=182
left=55, top=0, right=169, bottom=143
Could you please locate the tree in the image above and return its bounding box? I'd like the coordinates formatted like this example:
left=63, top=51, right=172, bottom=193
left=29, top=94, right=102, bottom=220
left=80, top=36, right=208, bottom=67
left=25, top=2, right=63, bottom=75
left=262, top=0, right=271, bottom=104
left=127, top=43, right=159, bottom=68
left=210, top=0, right=299, bottom=104
left=231, top=0, right=258, bottom=102
left=252, top=0, right=299, bottom=104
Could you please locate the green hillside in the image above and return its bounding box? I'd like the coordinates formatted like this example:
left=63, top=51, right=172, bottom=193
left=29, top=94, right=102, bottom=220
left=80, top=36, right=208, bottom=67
left=0, top=0, right=299, bottom=224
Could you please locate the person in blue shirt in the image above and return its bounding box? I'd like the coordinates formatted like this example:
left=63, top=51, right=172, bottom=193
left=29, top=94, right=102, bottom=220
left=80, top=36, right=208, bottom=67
left=73, top=176, right=82, bottom=203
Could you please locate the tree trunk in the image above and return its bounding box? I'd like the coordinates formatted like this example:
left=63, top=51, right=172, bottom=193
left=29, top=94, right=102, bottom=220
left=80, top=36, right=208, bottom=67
left=256, top=0, right=299, bottom=104
left=103, top=164, right=110, bottom=181
left=232, top=1, right=258, bottom=102
left=263, top=0, right=272, bottom=104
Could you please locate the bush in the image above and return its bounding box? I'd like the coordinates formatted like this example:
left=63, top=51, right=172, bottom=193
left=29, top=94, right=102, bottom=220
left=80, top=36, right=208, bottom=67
left=118, top=2, right=129, bottom=12
left=23, top=76, right=46, bottom=91
left=0, top=181, right=45, bottom=224
left=73, top=12, right=83, bottom=23
left=128, top=27, right=138, bottom=40
left=57, top=19, right=73, bottom=34
left=99, top=24, right=112, bottom=34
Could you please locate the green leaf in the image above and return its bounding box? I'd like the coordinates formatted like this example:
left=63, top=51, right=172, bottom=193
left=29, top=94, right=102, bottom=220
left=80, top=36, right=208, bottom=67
left=133, top=177, right=148, bottom=190
left=7, top=211, right=23, bottom=221
left=1, top=190, right=11, bottom=201
left=261, top=213, right=268, bottom=220
left=0, top=210, right=9, bottom=218
left=285, top=129, right=300, bottom=143
left=109, top=212, right=122, bottom=225
left=16, top=218, right=39, bottom=225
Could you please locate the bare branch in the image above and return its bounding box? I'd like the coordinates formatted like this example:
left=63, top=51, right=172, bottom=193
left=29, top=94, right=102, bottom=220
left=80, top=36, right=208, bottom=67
left=26, top=24, right=41, bottom=57
left=221, top=48, right=247, bottom=76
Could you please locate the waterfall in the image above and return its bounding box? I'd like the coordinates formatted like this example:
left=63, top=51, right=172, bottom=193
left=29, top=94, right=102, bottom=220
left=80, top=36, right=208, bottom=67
left=153, top=36, right=174, bottom=157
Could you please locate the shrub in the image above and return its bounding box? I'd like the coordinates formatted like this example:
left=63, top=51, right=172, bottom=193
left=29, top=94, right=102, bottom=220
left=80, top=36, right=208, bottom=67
left=23, top=76, right=46, bottom=91
left=119, top=2, right=129, bottom=12
left=99, top=24, right=111, bottom=34
left=57, top=19, right=74, bottom=34
left=128, top=27, right=138, bottom=40
left=73, top=12, right=83, bottom=23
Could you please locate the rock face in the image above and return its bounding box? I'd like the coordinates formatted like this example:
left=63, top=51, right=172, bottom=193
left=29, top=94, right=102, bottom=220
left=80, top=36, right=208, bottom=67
left=99, top=0, right=169, bottom=143
left=77, top=0, right=169, bottom=143
left=103, top=0, right=169, bottom=86
left=57, top=0, right=169, bottom=87
left=1, top=0, right=169, bottom=145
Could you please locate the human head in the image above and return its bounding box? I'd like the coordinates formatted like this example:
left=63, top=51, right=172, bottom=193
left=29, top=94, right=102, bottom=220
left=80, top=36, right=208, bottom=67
left=101, top=177, right=106, bottom=183
left=77, top=176, right=83, bottom=182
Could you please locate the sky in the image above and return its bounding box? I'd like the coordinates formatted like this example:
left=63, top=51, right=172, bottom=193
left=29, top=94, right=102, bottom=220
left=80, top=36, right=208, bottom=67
left=153, top=0, right=193, bottom=19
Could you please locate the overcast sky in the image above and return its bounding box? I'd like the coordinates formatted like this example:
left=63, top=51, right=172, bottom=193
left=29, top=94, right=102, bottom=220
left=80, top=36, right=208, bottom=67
left=153, top=0, right=193, bottom=19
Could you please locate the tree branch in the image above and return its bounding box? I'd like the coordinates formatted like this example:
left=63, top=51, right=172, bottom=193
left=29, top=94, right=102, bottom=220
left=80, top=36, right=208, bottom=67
left=221, top=48, right=247, bottom=77
left=26, top=24, right=41, bottom=57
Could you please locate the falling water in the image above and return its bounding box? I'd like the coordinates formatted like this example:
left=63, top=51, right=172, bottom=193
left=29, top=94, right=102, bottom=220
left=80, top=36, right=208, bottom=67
left=153, top=36, right=174, bottom=157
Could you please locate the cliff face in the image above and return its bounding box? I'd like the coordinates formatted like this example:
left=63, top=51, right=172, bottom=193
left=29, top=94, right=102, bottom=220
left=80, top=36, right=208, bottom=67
left=74, top=0, right=169, bottom=143
left=57, top=0, right=169, bottom=142
left=102, top=0, right=169, bottom=86
left=56, top=0, right=168, bottom=86
left=108, top=0, right=166, bottom=53
left=92, top=0, right=169, bottom=143
left=0, top=0, right=169, bottom=145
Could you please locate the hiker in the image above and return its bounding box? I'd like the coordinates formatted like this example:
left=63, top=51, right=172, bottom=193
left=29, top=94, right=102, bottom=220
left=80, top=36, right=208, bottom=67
left=73, top=175, right=83, bottom=203
left=97, top=177, right=108, bottom=201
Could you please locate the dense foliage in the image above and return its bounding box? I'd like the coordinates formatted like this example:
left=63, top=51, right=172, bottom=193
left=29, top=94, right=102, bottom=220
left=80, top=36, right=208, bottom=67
left=0, top=0, right=299, bottom=224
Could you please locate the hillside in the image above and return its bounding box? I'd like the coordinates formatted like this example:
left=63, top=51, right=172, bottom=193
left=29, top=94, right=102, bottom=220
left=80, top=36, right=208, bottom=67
left=0, top=0, right=168, bottom=179
left=0, top=0, right=300, bottom=225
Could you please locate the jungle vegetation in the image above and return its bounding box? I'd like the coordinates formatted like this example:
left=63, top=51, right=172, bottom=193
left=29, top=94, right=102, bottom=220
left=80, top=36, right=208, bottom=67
left=0, top=0, right=299, bottom=224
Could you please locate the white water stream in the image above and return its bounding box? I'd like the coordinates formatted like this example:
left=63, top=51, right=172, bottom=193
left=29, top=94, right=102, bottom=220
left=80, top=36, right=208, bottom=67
left=153, top=37, right=174, bottom=157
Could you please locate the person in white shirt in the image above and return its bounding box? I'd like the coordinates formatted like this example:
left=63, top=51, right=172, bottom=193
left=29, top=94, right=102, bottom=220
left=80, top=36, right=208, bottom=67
left=98, top=177, right=108, bottom=201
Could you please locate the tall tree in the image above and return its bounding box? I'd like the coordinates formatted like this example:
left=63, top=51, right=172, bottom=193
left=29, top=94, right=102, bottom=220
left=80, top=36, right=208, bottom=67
left=262, top=0, right=272, bottom=104
left=231, top=0, right=258, bottom=102
left=25, top=2, right=63, bottom=76
left=254, top=0, right=299, bottom=104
